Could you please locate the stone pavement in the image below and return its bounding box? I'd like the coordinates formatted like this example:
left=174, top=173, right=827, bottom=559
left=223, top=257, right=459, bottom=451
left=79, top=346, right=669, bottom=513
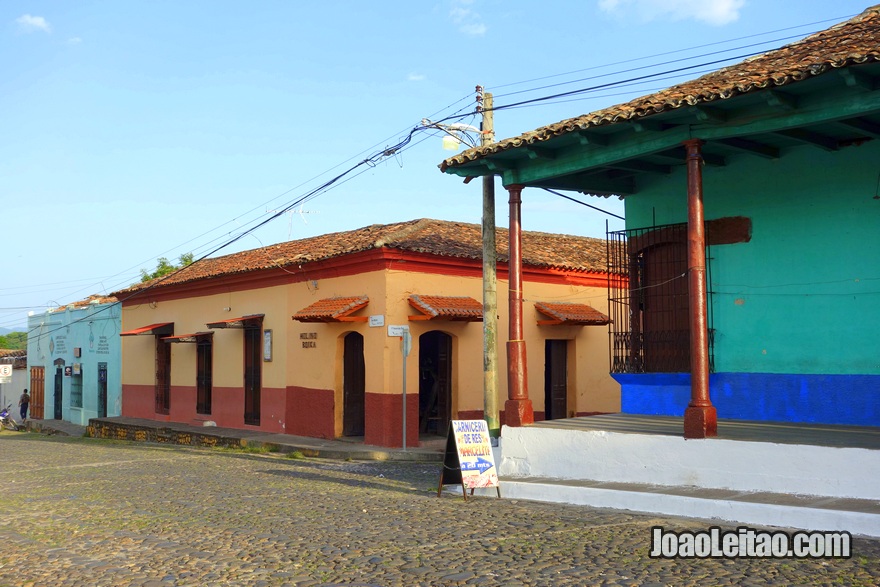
left=1, top=432, right=879, bottom=587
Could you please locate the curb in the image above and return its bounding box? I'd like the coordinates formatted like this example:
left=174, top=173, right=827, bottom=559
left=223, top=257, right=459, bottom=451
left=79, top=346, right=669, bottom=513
left=21, top=418, right=444, bottom=463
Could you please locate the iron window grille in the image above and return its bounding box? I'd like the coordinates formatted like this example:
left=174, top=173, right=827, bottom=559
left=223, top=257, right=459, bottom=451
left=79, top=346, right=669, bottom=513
left=607, top=222, right=714, bottom=374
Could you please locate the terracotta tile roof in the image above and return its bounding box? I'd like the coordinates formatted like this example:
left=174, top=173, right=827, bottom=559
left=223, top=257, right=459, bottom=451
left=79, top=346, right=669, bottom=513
left=441, top=6, right=880, bottom=171
left=113, top=219, right=607, bottom=296
left=162, top=333, right=213, bottom=343
left=0, top=349, right=27, bottom=359
left=535, top=301, right=610, bottom=326
left=120, top=322, right=174, bottom=336
left=408, top=295, right=483, bottom=322
left=292, top=296, right=369, bottom=322
left=206, top=314, right=265, bottom=329
left=48, top=294, right=118, bottom=313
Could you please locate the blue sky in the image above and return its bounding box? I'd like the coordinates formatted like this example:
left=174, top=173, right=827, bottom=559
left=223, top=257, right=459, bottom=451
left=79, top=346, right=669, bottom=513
left=1, top=0, right=871, bottom=330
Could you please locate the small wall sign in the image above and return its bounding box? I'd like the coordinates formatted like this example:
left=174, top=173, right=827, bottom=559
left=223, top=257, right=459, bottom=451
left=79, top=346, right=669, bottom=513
left=300, top=332, right=317, bottom=349
left=263, top=330, right=273, bottom=362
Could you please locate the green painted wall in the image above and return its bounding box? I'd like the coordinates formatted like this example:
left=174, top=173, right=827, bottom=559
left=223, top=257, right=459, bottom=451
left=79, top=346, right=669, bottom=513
left=624, top=141, right=880, bottom=375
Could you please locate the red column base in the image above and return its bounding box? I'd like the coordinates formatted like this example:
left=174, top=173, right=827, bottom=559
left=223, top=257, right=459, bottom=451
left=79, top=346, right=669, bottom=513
left=504, top=399, right=534, bottom=427
left=683, top=405, right=718, bottom=439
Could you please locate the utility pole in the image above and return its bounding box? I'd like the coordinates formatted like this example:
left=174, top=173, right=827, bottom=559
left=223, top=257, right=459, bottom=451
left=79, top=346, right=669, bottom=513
left=478, top=86, right=500, bottom=438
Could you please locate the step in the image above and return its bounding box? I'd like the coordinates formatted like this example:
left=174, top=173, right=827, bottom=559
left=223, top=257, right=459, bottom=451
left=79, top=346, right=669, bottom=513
left=500, top=476, right=880, bottom=538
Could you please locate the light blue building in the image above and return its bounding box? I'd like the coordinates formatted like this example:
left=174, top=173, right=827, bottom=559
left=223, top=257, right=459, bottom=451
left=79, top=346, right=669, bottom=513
left=26, top=296, right=122, bottom=425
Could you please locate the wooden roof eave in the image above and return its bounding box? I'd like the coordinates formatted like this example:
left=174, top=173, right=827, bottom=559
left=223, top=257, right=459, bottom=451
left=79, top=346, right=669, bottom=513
left=441, top=66, right=880, bottom=194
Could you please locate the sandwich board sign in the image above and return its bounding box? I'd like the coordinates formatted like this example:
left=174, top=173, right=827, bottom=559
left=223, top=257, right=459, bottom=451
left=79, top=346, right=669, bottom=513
left=437, top=419, right=500, bottom=500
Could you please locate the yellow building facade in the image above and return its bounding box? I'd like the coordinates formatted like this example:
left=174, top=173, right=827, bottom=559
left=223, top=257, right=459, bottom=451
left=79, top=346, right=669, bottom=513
left=113, top=219, right=619, bottom=447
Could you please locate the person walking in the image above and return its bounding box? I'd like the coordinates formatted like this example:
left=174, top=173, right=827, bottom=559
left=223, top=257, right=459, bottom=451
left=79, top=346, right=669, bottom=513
left=18, top=389, right=30, bottom=421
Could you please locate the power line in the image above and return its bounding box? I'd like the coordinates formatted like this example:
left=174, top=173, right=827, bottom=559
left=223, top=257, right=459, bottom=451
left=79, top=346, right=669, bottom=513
left=489, top=15, right=853, bottom=92
left=10, top=13, right=854, bottom=324
left=541, top=188, right=625, bottom=221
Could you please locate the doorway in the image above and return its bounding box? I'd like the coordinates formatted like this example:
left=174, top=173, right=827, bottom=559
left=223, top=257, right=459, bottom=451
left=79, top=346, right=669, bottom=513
left=53, top=362, right=64, bottom=420
left=342, top=332, right=365, bottom=437
left=97, top=363, right=108, bottom=418
left=29, top=366, right=45, bottom=419
left=418, top=331, right=452, bottom=435
left=544, top=339, right=568, bottom=420
left=196, top=339, right=213, bottom=415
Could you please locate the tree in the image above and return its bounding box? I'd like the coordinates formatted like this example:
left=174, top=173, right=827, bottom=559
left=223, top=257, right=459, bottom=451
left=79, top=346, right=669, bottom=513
left=140, top=253, right=194, bottom=283
left=0, top=332, right=26, bottom=350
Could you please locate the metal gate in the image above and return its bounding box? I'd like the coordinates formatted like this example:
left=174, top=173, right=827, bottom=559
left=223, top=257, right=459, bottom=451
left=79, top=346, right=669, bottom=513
left=608, top=222, right=714, bottom=373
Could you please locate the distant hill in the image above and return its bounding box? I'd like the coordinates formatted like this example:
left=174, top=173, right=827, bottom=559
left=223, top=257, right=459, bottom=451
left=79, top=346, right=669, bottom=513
left=0, top=326, right=26, bottom=336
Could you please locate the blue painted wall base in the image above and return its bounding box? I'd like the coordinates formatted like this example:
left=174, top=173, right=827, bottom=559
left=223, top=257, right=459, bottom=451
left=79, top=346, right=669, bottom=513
left=613, top=372, right=879, bottom=427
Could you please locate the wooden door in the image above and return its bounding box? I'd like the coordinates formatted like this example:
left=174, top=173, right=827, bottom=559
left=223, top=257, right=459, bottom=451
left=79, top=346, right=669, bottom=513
left=343, top=332, right=365, bottom=437
left=544, top=340, right=568, bottom=420
left=638, top=241, right=689, bottom=372
left=435, top=333, right=452, bottom=433
left=29, top=366, right=45, bottom=419
left=418, top=331, right=452, bottom=435
left=196, top=339, right=213, bottom=415
left=155, top=336, right=171, bottom=415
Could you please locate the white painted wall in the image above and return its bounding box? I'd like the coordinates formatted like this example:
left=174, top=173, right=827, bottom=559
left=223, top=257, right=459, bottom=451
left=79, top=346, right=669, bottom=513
left=499, top=425, right=880, bottom=500
left=0, top=368, right=28, bottom=414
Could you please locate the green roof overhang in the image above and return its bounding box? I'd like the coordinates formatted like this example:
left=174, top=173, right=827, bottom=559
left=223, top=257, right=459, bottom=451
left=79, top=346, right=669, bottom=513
left=441, top=62, right=880, bottom=197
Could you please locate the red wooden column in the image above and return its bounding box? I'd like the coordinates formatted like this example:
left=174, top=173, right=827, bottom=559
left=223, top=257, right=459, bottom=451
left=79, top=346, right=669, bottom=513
left=504, top=184, right=534, bottom=427
left=682, top=139, right=717, bottom=439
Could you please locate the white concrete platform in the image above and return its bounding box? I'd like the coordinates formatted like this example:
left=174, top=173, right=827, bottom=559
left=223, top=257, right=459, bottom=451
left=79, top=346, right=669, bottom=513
left=497, top=415, right=880, bottom=537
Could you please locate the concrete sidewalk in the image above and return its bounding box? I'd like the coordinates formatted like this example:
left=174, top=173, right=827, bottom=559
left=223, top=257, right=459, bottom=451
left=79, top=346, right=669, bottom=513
left=22, top=416, right=445, bottom=463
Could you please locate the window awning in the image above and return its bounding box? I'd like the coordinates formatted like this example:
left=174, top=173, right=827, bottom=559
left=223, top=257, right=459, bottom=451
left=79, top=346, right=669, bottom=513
left=535, top=302, right=610, bottom=326
left=162, top=332, right=213, bottom=343
left=207, top=314, right=264, bottom=329
left=408, top=294, right=482, bottom=322
left=120, top=322, right=174, bottom=336
left=292, top=296, right=369, bottom=323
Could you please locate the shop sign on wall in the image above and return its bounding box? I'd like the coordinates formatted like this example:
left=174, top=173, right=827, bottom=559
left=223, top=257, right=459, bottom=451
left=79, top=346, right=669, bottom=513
left=300, top=332, right=317, bottom=348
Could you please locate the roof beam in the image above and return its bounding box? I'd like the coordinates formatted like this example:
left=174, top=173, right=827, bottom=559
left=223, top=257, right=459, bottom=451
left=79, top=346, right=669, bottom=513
left=765, top=90, right=799, bottom=111
left=717, top=137, right=780, bottom=159
left=633, top=120, right=669, bottom=133
left=485, top=159, right=517, bottom=172
left=576, top=131, right=608, bottom=146
left=693, top=106, right=727, bottom=123
left=838, top=68, right=878, bottom=91
left=525, top=146, right=556, bottom=160
left=653, top=148, right=726, bottom=167
left=540, top=171, right=636, bottom=195
left=606, top=160, right=672, bottom=175
left=837, top=117, right=880, bottom=138
left=774, top=128, right=839, bottom=151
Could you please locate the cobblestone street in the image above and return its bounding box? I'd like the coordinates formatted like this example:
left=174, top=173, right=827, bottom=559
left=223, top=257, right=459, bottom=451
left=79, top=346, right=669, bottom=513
left=1, top=434, right=879, bottom=587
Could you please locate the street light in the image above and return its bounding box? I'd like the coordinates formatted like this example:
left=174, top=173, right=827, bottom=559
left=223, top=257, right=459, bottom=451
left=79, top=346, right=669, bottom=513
left=421, top=119, right=481, bottom=150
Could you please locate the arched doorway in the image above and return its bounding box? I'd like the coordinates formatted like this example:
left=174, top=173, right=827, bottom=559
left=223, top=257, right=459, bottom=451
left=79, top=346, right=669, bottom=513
left=342, top=332, right=365, bottom=437
left=418, top=331, right=452, bottom=435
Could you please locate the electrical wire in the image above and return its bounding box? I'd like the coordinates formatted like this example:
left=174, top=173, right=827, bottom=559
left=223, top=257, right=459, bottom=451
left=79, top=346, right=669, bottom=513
left=8, top=13, right=858, bottom=330
left=489, top=15, right=855, bottom=92
left=541, top=188, right=625, bottom=220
